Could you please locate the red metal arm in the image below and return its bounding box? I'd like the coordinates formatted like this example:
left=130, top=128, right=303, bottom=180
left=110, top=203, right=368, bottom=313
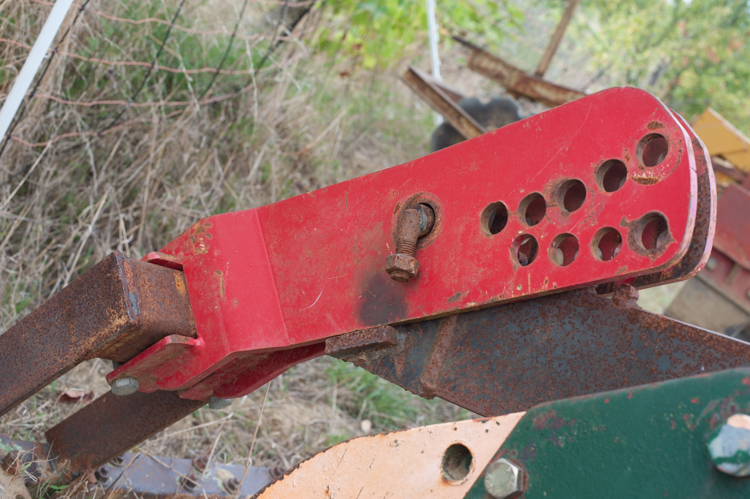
left=107, top=87, right=705, bottom=402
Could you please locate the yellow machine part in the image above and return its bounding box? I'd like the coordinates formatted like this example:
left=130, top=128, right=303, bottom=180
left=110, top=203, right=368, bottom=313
left=691, top=107, right=750, bottom=185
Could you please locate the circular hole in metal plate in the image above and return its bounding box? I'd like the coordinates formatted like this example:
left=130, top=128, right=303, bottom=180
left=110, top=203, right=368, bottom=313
left=636, top=212, right=670, bottom=252
left=549, top=233, right=579, bottom=266
left=442, top=443, right=473, bottom=482
left=597, top=160, right=628, bottom=192
left=591, top=228, right=623, bottom=261
left=512, top=234, right=539, bottom=267
left=558, top=179, right=586, bottom=212
left=481, top=202, right=509, bottom=235
left=637, top=134, right=669, bottom=167
left=519, top=193, right=546, bottom=226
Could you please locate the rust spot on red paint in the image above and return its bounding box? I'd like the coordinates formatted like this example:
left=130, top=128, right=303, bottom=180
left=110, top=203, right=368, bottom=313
left=647, top=121, right=664, bottom=130
left=448, top=292, right=462, bottom=303
left=631, top=174, right=660, bottom=185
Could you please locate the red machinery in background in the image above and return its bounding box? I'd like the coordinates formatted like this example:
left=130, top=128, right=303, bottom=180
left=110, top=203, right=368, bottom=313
left=2, top=88, right=750, bottom=498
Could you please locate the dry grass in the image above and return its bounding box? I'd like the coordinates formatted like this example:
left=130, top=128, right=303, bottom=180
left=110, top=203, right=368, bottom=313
left=0, top=1, right=679, bottom=492
left=0, top=0, right=478, bottom=485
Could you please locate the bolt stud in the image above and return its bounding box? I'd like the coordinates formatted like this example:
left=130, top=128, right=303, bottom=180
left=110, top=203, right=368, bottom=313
left=224, top=477, right=240, bottom=493
left=386, top=204, right=435, bottom=282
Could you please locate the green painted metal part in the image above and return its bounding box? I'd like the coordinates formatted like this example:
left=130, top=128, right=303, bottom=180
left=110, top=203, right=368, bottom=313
left=463, top=368, right=750, bottom=499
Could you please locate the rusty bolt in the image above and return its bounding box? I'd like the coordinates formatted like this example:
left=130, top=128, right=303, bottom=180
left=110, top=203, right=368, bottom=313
left=179, top=473, right=199, bottom=491
left=269, top=465, right=286, bottom=478
left=223, top=476, right=240, bottom=494
left=0, top=451, right=22, bottom=475
left=484, top=458, right=524, bottom=499
left=192, top=456, right=209, bottom=473
left=110, top=376, right=139, bottom=396
left=706, top=257, right=718, bottom=271
left=707, top=413, right=750, bottom=477
left=94, top=465, right=111, bottom=485
left=208, top=396, right=232, bottom=410
left=386, top=204, right=435, bottom=282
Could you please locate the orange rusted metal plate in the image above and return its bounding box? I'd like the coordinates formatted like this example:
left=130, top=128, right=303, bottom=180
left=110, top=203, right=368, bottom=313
left=253, top=413, right=524, bottom=498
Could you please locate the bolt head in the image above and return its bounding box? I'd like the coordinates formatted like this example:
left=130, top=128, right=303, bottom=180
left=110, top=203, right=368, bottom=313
left=223, top=477, right=240, bottom=493
left=484, top=458, right=524, bottom=499
left=110, top=377, right=139, bottom=396
left=208, top=396, right=232, bottom=410
left=708, top=414, right=750, bottom=477
left=706, top=257, right=718, bottom=271
left=386, top=254, right=419, bottom=282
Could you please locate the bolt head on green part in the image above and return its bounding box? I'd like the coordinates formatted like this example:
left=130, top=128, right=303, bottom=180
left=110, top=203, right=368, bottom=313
left=707, top=414, right=750, bottom=477
left=484, top=458, right=524, bottom=499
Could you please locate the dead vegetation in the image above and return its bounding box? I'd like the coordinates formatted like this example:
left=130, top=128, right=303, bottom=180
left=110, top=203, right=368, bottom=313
left=0, top=0, right=679, bottom=488
left=0, top=0, right=474, bottom=480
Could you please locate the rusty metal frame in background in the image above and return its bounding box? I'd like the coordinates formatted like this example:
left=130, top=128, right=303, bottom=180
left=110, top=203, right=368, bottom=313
left=401, top=0, right=586, bottom=138
left=452, top=36, right=586, bottom=107
left=400, top=66, right=486, bottom=140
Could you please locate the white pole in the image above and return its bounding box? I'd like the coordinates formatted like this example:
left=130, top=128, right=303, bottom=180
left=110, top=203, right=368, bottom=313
left=0, top=0, right=76, bottom=142
left=425, top=0, right=443, bottom=125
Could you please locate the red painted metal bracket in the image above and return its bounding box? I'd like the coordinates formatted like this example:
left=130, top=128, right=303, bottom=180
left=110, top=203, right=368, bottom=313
left=103, top=87, right=707, bottom=403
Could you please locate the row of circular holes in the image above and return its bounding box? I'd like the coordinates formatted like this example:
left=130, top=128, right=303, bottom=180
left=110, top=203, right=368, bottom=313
left=508, top=212, right=668, bottom=268
left=482, top=133, right=670, bottom=267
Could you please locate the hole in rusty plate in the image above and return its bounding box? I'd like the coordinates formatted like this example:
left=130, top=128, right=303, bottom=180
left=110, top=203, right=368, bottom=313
left=557, top=180, right=586, bottom=212
left=549, top=233, right=579, bottom=266
left=636, top=213, right=669, bottom=252
left=442, top=443, right=473, bottom=482
left=597, top=160, right=628, bottom=192
left=481, top=202, right=508, bottom=235
left=519, top=193, right=546, bottom=226
left=512, top=234, right=539, bottom=267
left=637, top=134, right=669, bottom=167
left=591, top=228, right=622, bottom=261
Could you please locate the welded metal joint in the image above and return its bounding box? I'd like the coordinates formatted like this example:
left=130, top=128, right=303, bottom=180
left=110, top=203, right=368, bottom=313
left=386, top=204, right=435, bottom=282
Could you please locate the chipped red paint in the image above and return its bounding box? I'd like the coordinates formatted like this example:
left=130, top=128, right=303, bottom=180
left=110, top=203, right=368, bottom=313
left=106, top=87, right=707, bottom=400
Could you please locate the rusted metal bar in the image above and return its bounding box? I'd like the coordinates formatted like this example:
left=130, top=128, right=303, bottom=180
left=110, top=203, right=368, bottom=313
left=327, top=287, right=750, bottom=417
left=0, top=251, right=196, bottom=418
left=401, top=65, right=485, bottom=140
left=0, top=434, right=274, bottom=498
left=454, top=36, right=585, bottom=107
left=46, top=390, right=204, bottom=473
left=69, top=453, right=274, bottom=498
left=535, top=0, right=582, bottom=77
